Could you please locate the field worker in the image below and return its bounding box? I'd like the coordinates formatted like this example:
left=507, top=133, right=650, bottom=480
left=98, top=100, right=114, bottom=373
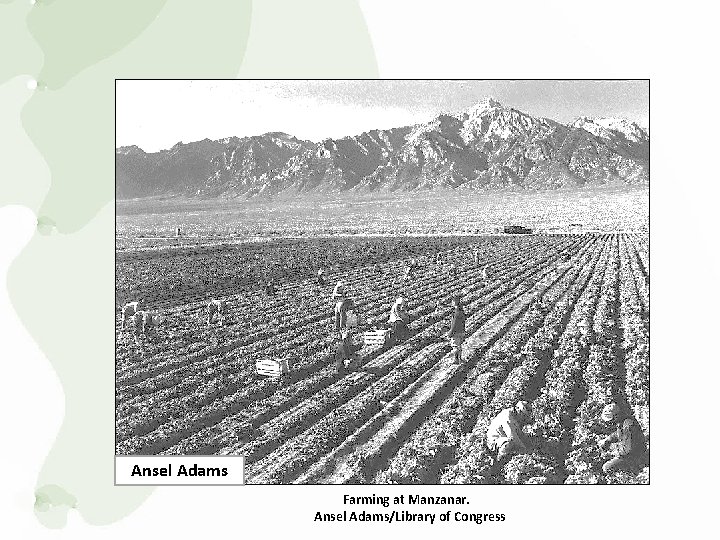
left=120, top=300, right=142, bottom=329
left=388, top=297, right=410, bottom=342
left=334, top=296, right=357, bottom=334
left=473, top=248, right=480, bottom=266
left=486, top=401, right=533, bottom=462
left=435, top=252, right=443, bottom=266
left=598, top=403, right=648, bottom=474
left=403, top=258, right=418, bottom=281
left=132, top=310, right=166, bottom=346
left=317, top=268, right=326, bottom=286
left=332, top=280, right=345, bottom=300
left=481, top=264, right=489, bottom=281
left=448, top=295, right=466, bottom=363
left=334, top=328, right=361, bottom=376
left=264, top=278, right=276, bottom=296
left=449, top=262, right=458, bottom=278
left=207, top=299, right=227, bottom=326
left=332, top=280, right=347, bottom=332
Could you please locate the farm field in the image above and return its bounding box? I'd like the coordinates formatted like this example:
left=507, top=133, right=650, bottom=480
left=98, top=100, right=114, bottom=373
left=115, top=232, right=649, bottom=484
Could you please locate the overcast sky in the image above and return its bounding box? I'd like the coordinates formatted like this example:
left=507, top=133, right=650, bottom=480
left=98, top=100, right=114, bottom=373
left=116, top=80, right=649, bottom=152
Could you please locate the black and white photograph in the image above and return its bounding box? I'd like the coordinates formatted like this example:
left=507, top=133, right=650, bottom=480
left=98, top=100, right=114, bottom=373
left=115, top=79, right=649, bottom=485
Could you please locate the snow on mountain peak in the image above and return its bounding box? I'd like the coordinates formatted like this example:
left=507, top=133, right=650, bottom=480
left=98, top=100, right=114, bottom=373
left=572, top=116, right=647, bottom=142
left=467, top=97, right=503, bottom=116
left=594, top=118, right=647, bottom=140
left=116, top=145, right=145, bottom=155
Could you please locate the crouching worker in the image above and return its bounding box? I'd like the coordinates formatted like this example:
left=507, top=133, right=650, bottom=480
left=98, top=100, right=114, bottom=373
left=264, top=279, right=276, bottom=296
left=598, top=402, right=648, bottom=474
left=207, top=299, right=227, bottom=326
left=120, top=300, right=142, bottom=329
left=487, top=401, right=533, bottom=463
left=335, top=328, right=360, bottom=376
left=389, top=297, right=410, bottom=342
left=131, top=310, right=166, bottom=347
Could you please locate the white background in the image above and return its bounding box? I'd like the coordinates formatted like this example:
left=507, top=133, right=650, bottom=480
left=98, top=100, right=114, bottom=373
left=2, top=0, right=719, bottom=537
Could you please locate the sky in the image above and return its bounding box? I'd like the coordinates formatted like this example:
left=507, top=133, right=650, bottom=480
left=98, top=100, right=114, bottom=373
left=116, top=80, right=649, bottom=152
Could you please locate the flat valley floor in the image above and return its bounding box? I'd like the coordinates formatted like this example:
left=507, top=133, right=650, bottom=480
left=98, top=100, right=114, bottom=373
left=116, top=187, right=648, bottom=249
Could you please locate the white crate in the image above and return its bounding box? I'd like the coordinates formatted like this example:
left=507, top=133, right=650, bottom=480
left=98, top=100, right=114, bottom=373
left=256, top=359, right=290, bottom=378
left=363, top=329, right=391, bottom=346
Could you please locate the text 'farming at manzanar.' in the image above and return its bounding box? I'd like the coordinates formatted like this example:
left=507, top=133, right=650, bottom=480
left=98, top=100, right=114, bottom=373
left=314, top=493, right=503, bottom=524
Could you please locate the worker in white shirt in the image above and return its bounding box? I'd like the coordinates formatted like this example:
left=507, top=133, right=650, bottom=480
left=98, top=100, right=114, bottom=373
left=388, top=297, right=410, bottom=342
left=486, top=401, right=533, bottom=462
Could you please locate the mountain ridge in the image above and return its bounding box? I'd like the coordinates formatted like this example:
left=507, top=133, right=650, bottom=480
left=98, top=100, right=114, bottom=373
left=116, top=99, right=649, bottom=199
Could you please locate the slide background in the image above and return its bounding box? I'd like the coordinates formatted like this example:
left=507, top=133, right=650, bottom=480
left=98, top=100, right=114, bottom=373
left=1, top=0, right=716, bottom=536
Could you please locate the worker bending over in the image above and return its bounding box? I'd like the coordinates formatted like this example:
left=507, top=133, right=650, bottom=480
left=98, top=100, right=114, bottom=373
left=404, top=258, right=418, bottom=281
left=487, top=401, right=533, bottom=462
left=598, top=402, right=648, bottom=474
left=389, top=297, right=410, bottom=342
left=317, top=268, right=326, bottom=286
left=131, top=310, right=166, bottom=347
left=207, top=299, right=227, bottom=326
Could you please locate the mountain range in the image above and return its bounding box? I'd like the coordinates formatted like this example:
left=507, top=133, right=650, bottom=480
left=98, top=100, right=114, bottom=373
left=116, top=98, right=649, bottom=199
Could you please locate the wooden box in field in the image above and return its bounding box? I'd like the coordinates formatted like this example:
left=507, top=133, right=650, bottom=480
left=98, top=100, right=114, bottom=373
left=363, top=328, right=391, bottom=346
left=256, top=358, right=290, bottom=378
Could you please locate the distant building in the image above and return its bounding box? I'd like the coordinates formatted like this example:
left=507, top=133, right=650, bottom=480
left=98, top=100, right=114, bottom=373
left=504, top=225, right=533, bottom=234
